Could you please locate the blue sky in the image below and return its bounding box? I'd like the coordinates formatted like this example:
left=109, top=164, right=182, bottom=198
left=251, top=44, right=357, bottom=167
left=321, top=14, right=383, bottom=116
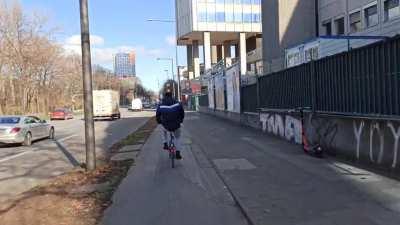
left=20, top=0, right=185, bottom=91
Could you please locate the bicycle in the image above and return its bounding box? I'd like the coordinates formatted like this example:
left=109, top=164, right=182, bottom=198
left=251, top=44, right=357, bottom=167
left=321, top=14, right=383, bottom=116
left=167, top=132, right=177, bottom=168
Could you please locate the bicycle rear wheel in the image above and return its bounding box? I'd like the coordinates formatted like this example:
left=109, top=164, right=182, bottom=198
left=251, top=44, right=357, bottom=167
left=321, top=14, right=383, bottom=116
left=171, top=152, right=175, bottom=168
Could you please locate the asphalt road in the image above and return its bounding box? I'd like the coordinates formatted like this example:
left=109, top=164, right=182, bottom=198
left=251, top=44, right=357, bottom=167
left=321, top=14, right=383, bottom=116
left=0, top=109, right=154, bottom=204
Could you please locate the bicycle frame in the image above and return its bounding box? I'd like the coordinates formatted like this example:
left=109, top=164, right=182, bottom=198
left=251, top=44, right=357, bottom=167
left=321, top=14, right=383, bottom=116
left=168, top=132, right=176, bottom=168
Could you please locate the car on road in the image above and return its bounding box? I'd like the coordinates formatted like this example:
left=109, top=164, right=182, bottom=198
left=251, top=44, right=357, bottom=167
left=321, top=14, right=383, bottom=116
left=131, top=98, right=143, bottom=111
left=0, top=116, right=55, bottom=146
left=50, top=108, right=74, bottom=120
left=143, top=102, right=151, bottom=109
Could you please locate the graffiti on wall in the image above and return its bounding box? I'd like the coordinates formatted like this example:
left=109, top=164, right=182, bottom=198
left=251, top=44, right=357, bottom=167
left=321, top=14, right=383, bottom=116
left=353, top=120, right=400, bottom=168
left=259, top=112, right=400, bottom=169
left=306, top=114, right=339, bottom=151
left=260, top=114, right=302, bottom=144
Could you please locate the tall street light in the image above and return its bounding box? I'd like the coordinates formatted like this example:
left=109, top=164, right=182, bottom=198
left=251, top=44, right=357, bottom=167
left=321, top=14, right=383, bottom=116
left=158, top=57, right=176, bottom=98
left=147, top=19, right=175, bottom=23
left=79, top=0, right=96, bottom=171
left=164, top=69, right=170, bottom=80
left=147, top=18, right=181, bottom=101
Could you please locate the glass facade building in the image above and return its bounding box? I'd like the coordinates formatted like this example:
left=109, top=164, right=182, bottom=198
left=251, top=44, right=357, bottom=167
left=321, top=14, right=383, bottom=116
left=176, top=0, right=262, bottom=38
left=175, top=0, right=262, bottom=79
left=196, top=0, right=261, bottom=24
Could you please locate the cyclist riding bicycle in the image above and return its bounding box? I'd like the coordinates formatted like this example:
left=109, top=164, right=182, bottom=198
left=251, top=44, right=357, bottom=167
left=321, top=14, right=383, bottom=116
left=156, top=91, right=185, bottom=160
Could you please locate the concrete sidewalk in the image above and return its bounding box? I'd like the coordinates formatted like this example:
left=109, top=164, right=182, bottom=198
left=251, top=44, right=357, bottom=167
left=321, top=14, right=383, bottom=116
left=102, top=112, right=400, bottom=225
left=101, top=125, right=248, bottom=225
left=183, top=112, right=400, bottom=225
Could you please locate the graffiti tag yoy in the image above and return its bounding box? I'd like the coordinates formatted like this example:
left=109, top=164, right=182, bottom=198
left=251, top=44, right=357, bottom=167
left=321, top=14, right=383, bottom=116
left=353, top=121, right=400, bottom=168
left=260, top=114, right=302, bottom=144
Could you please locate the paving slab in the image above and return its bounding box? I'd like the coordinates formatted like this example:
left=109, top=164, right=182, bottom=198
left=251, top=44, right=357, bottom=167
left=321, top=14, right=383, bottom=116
left=110, top=152, right=137, bottom=161
left=118, top=144, right=142, bottom=153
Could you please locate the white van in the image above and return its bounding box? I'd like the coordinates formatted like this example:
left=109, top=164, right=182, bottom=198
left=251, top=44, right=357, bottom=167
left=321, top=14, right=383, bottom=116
left=131, top=99, right=143, bottom=111
left=93, top=90, right=121, bottom=120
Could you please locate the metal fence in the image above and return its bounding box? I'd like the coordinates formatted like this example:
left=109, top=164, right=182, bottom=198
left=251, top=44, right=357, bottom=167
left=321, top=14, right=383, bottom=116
left=255, top=35, right=400, bottom=117
left=259, top=63, right=313, bottom=110
left=241, top=84, right=258, bottom=112
left=199, top=94, right=209, bottom=107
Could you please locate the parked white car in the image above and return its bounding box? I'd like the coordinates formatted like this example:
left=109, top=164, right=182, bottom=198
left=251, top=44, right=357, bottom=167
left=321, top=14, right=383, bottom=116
left=0, top=116, right=55, bottom=146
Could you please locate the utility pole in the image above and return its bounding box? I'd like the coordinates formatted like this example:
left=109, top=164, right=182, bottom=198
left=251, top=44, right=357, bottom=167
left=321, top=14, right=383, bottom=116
left=79, top=0, right=96, bottom=171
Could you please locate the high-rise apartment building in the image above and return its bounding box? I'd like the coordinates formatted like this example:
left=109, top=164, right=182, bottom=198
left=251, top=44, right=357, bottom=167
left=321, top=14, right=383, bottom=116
left=176, top=0, right=263, bottom=78
left=114, top=52, right=136, bottom=77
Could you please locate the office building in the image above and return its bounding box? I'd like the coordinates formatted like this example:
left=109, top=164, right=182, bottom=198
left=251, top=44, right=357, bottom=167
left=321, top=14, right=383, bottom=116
left=262, top=0, right=400, bottom=72
left=319, top=0, right=400, bottom=44
left=114, top=52, right=136, bottom=77
left=176, top=0, right=263, bottom=79
left=262, top=0, right=317, bottom=73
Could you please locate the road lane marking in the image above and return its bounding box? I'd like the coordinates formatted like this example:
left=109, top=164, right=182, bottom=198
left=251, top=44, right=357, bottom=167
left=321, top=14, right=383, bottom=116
left=0, top=134, right=78, bottom=164
left=57, top=134, right=78, bottom=142
left=0, top=150, right=35, bottom=163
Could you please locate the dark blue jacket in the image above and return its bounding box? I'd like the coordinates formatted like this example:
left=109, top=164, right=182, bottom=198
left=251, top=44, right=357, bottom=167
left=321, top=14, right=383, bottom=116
left=156, top=97, right=185, bottom=131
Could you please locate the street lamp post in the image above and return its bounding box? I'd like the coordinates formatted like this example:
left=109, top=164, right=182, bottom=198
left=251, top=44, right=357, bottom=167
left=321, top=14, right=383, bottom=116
left=147, top=18, right=181, bottom=101
left=158, top=57, right=177, bottom=98
left=79, top=0, right=96, bottom=171
left=164, top=69, right=169, bottom=80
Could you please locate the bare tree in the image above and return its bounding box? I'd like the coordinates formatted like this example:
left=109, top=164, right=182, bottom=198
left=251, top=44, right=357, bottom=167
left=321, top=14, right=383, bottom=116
left=0, top=1, right=154, bottom=116
left=0, top=0, right=84, bottom=115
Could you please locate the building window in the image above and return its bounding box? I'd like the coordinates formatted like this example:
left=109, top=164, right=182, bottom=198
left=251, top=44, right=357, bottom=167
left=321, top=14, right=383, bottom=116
left=216, top=12, right=225, bottom=22
left=235, top=0, right=242, bottom=5
left=226, top=11, right=234, bottom=22
left=207, top=11, right=216, bottom=22
left=243, top=13, right=252, bottom=23
left=234, top=12, right=243, bottom=23
left=253, top=13, right=261, bottom=23
left=322, top=20, right=332, bottom=35
left=334, top=17, right=345, bottom=35
left=198, top=12, right=207, bottom=22
left=252, top=0, right=261, bottom=5
left=364, top=5, right=378, bottom=27
left=242, top=0, right=251, bottom=4
left=349, top=11, right=362, bottom=33
left=384, top=0, right=400, bottom=21
left=216, top=0, right=225, bottom=4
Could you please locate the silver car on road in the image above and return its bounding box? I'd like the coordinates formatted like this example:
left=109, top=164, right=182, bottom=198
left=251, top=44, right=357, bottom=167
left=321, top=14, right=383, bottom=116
left=0, top=116, right=55, bottom=146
